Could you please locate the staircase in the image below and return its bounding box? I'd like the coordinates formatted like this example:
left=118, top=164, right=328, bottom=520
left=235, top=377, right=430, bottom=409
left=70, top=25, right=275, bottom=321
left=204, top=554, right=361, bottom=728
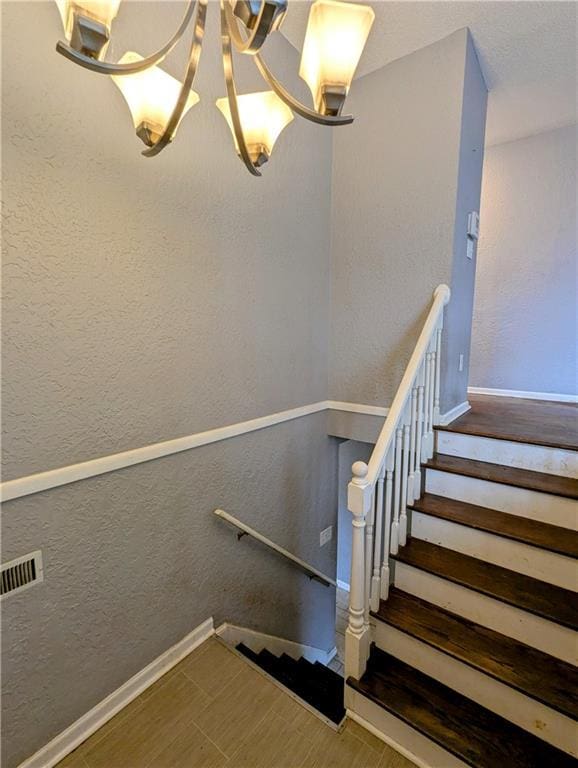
left=236, top=643, right=346, bottom=726
left=342, top=286, right=578, bottom=767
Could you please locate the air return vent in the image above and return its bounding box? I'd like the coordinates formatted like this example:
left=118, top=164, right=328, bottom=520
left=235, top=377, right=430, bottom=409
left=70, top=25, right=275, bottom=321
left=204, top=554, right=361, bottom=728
left=1, top=551, right=43, bottom=598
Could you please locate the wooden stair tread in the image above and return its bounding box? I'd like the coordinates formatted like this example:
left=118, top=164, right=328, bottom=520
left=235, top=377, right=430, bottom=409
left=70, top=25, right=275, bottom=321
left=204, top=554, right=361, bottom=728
left=410, top=493, right=578, bottom=557
left=393, top=539, right=578, bottom=630
left=373, top=588, right=578, bottom=719
left=347, top=648, right=576, bottom=768
left=435, top=395, right=578, bottom=451
left=425, top=453, right=578, bottom=499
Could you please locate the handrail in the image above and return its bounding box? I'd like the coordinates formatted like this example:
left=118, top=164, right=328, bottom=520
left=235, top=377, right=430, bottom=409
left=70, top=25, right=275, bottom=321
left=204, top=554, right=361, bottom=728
left=365, top=283, right=450, bottom=488
left=344, top=284, right=451, bottom=681
left=214, top=509, right=336, bottom=587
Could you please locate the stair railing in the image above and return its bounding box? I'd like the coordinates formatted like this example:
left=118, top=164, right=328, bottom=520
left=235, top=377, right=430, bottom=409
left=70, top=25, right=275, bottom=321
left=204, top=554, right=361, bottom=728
left=345, top=284, right=450, bottom=680
left=214, top=508, right=337, bottom=587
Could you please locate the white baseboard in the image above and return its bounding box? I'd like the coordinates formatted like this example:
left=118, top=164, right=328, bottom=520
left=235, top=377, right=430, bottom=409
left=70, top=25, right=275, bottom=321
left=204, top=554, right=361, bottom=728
left=468, top=387, right=578, bottom=404
left=438, top=401, right=470, bottom=426
left=337, top=579, right=350, bottom=592
left=215, top=622, right=337, bottom=666
left=18, top=617, right=215, bottom=768
left=327, top=401, right=389, bottom=418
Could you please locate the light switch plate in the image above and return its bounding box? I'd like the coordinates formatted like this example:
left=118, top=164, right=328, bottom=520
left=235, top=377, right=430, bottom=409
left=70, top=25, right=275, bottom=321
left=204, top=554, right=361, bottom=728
left=320, top=526, right=333, bottom=547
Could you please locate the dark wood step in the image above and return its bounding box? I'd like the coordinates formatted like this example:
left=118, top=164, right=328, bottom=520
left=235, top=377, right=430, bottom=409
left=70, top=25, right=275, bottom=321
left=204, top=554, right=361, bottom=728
left=425, top=453, right=578, bottom=499
left=435, top=394, right=578, bottom=451
left=410, top=493, right=578, bottom=558
left=347, top=648, right=576, bottom=768
left=393, top=539, right=578, bottom=630
left=236, top=643, right=345, bottom=725
left=372, top=588, right=578, bottom=720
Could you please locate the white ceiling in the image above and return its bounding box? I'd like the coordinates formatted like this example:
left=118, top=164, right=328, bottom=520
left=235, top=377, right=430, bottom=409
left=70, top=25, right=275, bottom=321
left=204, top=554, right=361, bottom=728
left=281, top=1, right=577, bottom=147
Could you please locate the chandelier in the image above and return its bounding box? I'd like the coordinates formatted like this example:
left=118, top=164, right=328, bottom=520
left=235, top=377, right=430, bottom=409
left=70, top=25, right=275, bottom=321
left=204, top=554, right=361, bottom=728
left=54, top=0, right=375, bottom=175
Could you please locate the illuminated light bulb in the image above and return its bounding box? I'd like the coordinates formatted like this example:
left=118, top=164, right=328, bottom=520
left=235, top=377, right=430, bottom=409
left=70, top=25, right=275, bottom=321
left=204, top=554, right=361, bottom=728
left=55, top=0, right=121, bottom=58
left=216, top=91, right=294, bottom=167
left=111, top=52, right=200, bottom=147
left=300, top=0, right=374, bottom=116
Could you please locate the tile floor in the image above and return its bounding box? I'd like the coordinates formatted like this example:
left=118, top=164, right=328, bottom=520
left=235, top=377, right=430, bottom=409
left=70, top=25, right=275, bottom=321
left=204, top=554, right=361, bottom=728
left=56, top=637, right=416, bottom=768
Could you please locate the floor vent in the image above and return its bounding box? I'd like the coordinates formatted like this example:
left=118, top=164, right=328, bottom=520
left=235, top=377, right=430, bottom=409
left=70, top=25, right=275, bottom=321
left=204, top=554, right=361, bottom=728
left=1, top=551, right=43, bottom=598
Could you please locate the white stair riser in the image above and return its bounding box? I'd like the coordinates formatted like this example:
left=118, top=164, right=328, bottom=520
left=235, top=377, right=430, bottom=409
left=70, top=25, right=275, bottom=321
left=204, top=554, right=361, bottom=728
left=426, top=469, right=578, bottom=530
left=411, top=511, right=577, bottom=590
left=346, top=689, right=468, bottom=768
left=372, top=623, right=576, bottom=757
left=394, top=562, right=577, bottom=665
left=436, top=432, right=578, bottom=478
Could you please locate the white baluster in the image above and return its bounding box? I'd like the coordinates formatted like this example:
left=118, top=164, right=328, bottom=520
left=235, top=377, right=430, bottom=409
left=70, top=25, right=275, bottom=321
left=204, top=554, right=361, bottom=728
left=345, top=461, right=371, bottom=680
left=399, top=400, right=411, bottom=546
left=422, top=350, right=432, bottom=459
left=433, top=325, right=442, bottom=426
left=371, top=462, right=385, bottom=612
left=427, top=344, right=436, bottom=457
left=390, top=425, right=403, bottom=555
left=381, top=444, right=394, bottom=600
left=414, top=360, right=425, bottom=498
left=407, top=384, right=418, bottom=504
left=364, top=487, right=375, bottom=631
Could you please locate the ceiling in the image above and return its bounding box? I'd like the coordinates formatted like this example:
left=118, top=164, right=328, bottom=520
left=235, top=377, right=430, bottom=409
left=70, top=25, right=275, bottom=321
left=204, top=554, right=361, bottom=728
left=281, top=1, right=577, bottom=147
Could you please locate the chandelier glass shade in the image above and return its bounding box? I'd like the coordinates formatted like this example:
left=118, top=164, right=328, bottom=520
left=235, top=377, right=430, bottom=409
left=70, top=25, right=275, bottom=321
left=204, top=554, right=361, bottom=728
left=53, top=0, right=375, bottom=175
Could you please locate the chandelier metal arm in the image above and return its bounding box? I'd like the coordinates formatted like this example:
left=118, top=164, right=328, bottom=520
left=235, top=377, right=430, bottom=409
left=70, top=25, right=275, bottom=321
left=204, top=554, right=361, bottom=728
left=225, top=0, right=277, bottom=56
left=55, top=0, right=196, bottom=75
left=221, top=2, right=353, bottom=126
left=253, top=53, right=354, bottom=127
left=141, top=0, right=207, bottom=157
left=220, top=1, right=262, bottom=176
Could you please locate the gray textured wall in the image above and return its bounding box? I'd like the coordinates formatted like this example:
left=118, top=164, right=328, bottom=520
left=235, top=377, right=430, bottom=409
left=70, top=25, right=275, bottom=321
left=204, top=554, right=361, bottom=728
left=470, top=125, right=577, bottom=395
left=2, top=2, right=332, bottom=481
left=329, top=29, right=487, bottom=413
left=1, top=4, right=336, bottom=766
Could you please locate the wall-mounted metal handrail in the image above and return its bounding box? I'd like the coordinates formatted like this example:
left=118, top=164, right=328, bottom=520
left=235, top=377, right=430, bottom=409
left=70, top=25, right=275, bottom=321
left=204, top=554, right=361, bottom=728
left=214, top=509, right=336, bottom=587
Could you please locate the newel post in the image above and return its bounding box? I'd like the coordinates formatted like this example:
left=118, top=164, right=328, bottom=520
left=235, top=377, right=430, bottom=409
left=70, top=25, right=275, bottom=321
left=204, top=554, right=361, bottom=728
left=345, top=461, right=372, bottom=681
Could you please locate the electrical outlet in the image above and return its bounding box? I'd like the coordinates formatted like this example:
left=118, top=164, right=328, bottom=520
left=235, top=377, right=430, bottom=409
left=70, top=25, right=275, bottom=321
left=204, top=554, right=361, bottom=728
left=320, top=526, right=333, bottom=547
left=458, top=353, right=464, bottom=372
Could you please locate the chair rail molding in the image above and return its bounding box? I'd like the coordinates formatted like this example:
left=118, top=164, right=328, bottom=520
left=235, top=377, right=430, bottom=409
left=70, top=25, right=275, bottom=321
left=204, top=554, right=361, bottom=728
left=2, top=401, right=390, bottom=503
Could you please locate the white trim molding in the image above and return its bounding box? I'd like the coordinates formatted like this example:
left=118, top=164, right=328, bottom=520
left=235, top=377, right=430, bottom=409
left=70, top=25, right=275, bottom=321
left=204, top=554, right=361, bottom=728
left=438, top=401, right=471, bottom=426
left=215, top=622, right=337, bottom=666
left=18, top=617, right=215, bottom=768
left=327, top=401, right=389, bottom=418
left=468, top=387, right=578, bottom=404
left=2, top=400, right=389, bottom=504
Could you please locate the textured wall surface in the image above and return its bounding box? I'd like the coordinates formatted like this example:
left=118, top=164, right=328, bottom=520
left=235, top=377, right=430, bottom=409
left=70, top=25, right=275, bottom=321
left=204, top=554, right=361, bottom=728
left=2, top=414, right=338, bottom=768
left=1, top=4, right=336, bottom=766
left=2, top=2, right=332, bottom=481
left=329, top=29, right=487, bottom=413
left=470, top=125, right=577, bottom=395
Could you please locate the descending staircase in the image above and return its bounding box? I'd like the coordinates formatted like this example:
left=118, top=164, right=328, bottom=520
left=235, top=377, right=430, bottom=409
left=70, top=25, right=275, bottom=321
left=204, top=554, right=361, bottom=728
left=236, top=643, right=346, bottom=725
left=345, top=397, right=578, bottom=767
